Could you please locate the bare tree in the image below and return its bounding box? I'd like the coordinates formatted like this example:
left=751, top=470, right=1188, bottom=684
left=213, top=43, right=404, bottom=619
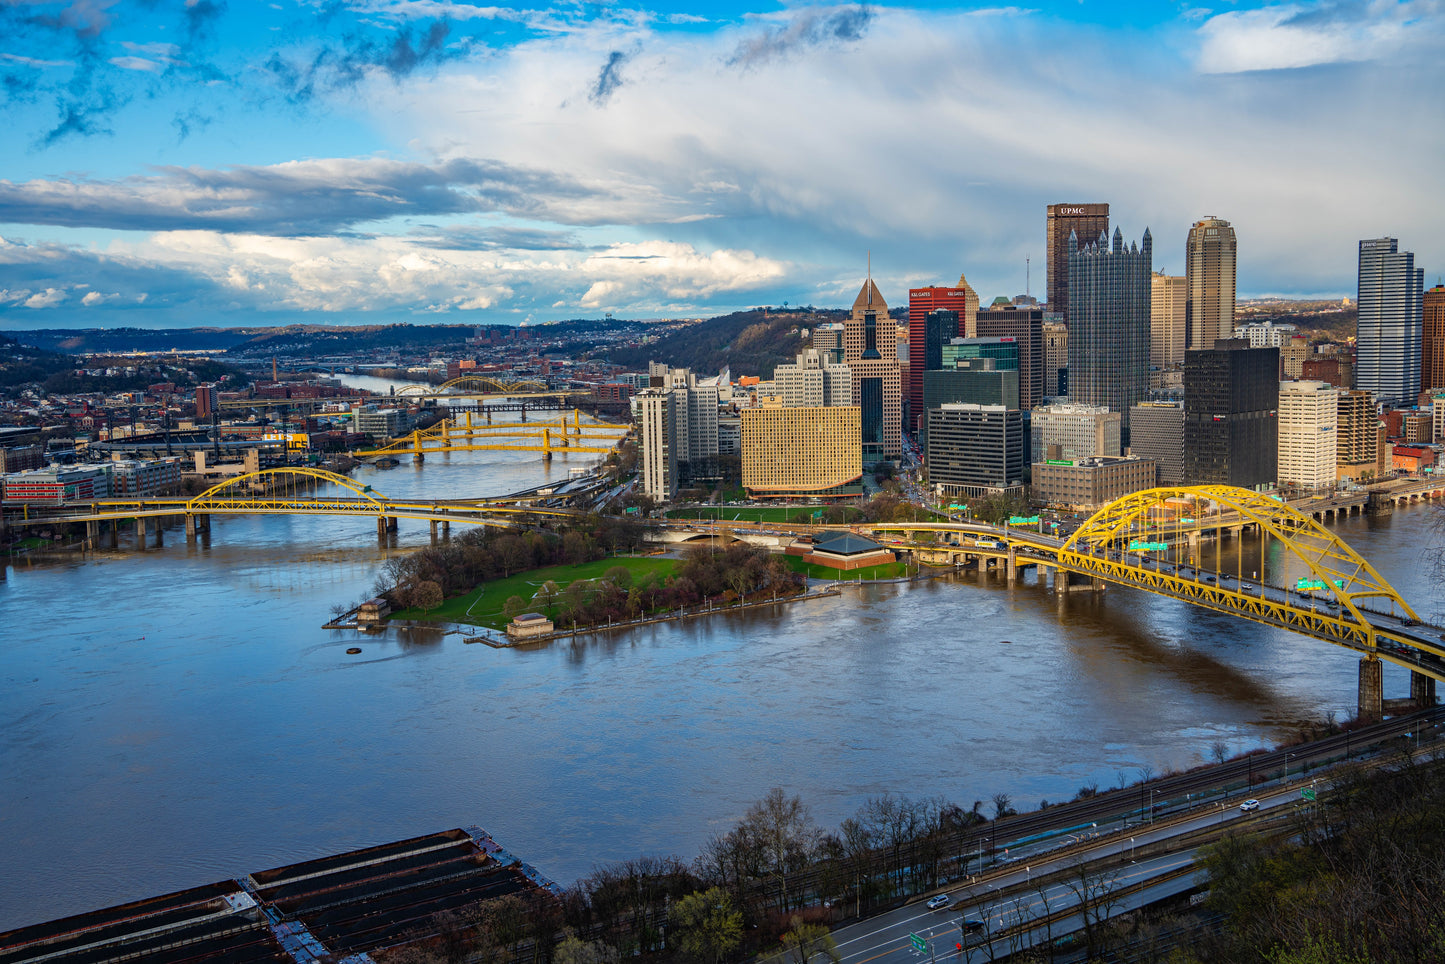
left=1064, top=859, right=1124, bottom=960
left=1211, top=741, right=1229, bottom=766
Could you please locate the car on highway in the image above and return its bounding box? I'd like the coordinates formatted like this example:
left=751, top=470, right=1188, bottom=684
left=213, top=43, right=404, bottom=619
left=962, top=920, right=985, bottom=933
left=1240, top=799, right=1260, bottom=812
left=926, top=894, right=952, bottom=910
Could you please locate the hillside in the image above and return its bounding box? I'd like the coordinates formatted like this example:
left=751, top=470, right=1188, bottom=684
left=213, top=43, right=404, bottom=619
left=607, top=309, right=843, bottom=378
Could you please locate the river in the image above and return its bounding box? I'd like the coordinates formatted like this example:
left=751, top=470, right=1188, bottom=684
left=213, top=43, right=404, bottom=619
left=1, top=391, right=1440, bottom=929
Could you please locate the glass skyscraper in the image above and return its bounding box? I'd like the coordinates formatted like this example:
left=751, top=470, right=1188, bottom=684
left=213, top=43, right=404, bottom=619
left=1356, top=237, right=1424, bottom=407
left=1066, top=226, right=1152, bottom=442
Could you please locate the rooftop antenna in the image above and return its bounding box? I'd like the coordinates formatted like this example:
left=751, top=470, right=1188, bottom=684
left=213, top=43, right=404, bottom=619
left=867, top=251, right=873, bottom=305
left=1026, top=258, right=1030, bottom=298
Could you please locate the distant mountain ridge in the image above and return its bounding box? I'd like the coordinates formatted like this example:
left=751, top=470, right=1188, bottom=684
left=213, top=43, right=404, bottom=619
left=605, top=309, right=844, bottom=378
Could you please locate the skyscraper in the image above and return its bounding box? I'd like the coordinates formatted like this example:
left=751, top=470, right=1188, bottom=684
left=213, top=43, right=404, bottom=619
left=1183, top=343, right=1278, bottom=488
left=907, top=278, right=977, bottom=423
left=1150, top=272, right=1186, bottom=369
left=1185, top=217, right=1237, bottom=351
left=1043, top=320, right=1068, bottom=397
left=1356, top=237, right=1424, bottom=406
left=1066, top=226, right=1152, bottom=440
left=637, top=388, right=678, bottom=501
left=1423, top=284, right=1445, bottom=394
left=1046, top=203, right=1109, bottom=321
left=845, top=275, right=902, bottom=460
left=1278, top=380, right=1339, bottom=493
left=976, top=304, right=1045, bottom=410
left=773, top=349, right=853, bottom=407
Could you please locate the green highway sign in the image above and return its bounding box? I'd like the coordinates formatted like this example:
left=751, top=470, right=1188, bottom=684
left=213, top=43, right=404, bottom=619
left=1301, top=788, right=1316, bottom=801
left=1008, top=515, right=1041, bottom=525
left=909, top=934, right=926, bottom=953
left=1128, top=540, right=1168, bottom=551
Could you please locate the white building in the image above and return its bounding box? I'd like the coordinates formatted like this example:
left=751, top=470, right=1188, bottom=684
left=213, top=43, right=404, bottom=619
left=1030, top=403, right=1122, bottom=464
left=1232, top=321, right=1298, bottom=349
left=1277, top=380, right=1339, bottom=492
left=1150, top=273, right=1186, bottom=369
left=772, top=349, right=852, bottom=407
left=636, top=388, right=677, bottom=502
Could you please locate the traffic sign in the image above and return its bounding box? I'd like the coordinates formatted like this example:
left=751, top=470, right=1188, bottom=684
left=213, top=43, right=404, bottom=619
left=910, top=934, right=926, bottom=953
left=1301, top=787, right=1316, bottom=801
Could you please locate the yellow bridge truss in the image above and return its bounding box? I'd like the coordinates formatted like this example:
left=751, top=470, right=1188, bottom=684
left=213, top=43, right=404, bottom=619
left=355, top=411, right=630, bottom=458
left=865, top=485, right=1441, bottom=680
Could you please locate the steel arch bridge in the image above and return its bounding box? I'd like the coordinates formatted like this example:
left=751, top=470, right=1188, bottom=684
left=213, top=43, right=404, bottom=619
left=864, top=485, right=1443, bottom=702
left=394, top=376, right=565, bottom=397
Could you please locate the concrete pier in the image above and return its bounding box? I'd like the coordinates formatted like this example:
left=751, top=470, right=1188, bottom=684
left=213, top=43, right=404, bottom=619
left=429, top=519, right=439, bottom=545
left=1411, top=671, right=1437, bottom=709
left=1358, top=655, right=1383, bottom=719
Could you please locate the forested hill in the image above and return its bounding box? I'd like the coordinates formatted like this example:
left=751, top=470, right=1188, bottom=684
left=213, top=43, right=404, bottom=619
left=607, top=309, right=845, bottom=378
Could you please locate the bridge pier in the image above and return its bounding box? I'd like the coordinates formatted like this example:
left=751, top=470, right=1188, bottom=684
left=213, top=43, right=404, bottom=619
left=185, top=513, right=198, bottom=542
left=377, top=516, right=389, bottom=540
left=1358, top=656, right=1383, bottom=720
left=109, top=523, right=119, bottom=549
left=136, top=516, right=148, bottom=549
left=442, top=520, right=450, bottom=542
left=429, top=519, right=439, bottom=546
left=1006, top=548, right=1017, bottom=584
left=87, top=520, right=99, bottom=549
left=1411, top=672, right=1437, bottom=709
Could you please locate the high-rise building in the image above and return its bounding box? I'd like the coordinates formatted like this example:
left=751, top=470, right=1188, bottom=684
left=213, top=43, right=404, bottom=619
left=976, top=305, right=1045, bottom=411
left=926, top=403, right=1024, bottom=497
left=844, top=276, right=902, bottom=461
left=1423, top=284, right=1445, bottom=393
left=195, top=383, right=218, bottom=420
left=941, top=336, right=1019, bottom=371
left=1150, top=273, right=1186, bottom=370
left=1356, top=237, right=1424, bottom=406
left=1336, top=390, right=1380, bottom=481
left=1128, top=401, right=1184, bottom=485
left=1183, top=344, right=1278, bottom=488
left=636, top=388, right=678, bottom=501
left=1067, top=227, right=1152, bottom=440
left=811, top=322, right=846, bottom=363
left=1233, top=322, right=1296, bottom=348
left=1031, top=403, right=1122, bottom=463
left=773, top=349, right=852, bottom=407
left=922, top=367, right=1019, bottom=413
left=1280, top=335, right=1310, bottom=380
left=1043, top=320, right=1068, bottom=397
left=1046, top=203, right=1109, bottom=321
left=741, top=406, right=862, bottom=499
left=1278, top=380, right=1339, bottom=492
left=1185, top=217, right=1237, bottom=351
left=907, top=278, right=978, bottom=424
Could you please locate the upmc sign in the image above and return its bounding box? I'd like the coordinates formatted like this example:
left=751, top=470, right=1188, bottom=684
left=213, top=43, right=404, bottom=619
left=1060, top=207, right=1089, bottom=215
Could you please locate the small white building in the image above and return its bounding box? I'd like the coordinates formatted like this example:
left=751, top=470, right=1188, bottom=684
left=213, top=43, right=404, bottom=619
left=507, top=612, right=555, bottom=639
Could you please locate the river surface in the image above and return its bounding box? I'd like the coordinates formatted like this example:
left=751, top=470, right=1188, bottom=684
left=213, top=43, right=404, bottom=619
left=1, top=394, right=1441, bottom=929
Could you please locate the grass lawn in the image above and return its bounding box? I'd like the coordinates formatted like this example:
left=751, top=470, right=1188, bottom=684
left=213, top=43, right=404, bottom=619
left=391, top=556, right=679, bottom=628
left=782, top=556, right=913, bottom=581
left=666, top=504, right=864, bottom=524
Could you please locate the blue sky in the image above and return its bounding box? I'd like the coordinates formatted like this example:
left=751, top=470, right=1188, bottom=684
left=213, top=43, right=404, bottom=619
left=1, top=0, right=1441, bottom=329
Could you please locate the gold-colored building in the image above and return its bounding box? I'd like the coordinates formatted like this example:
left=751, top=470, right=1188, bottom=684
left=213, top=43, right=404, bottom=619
left=741, top=407, right=862, bottom=499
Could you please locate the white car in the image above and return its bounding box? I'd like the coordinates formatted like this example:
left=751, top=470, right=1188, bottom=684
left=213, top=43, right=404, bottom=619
left=926, top=894, right=952, bottom=910
left=1239, top=799, right=1260, bottom=812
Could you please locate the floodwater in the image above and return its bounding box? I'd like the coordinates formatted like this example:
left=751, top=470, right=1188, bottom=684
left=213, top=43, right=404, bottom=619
left=1, top=414, right=1440, bottom=929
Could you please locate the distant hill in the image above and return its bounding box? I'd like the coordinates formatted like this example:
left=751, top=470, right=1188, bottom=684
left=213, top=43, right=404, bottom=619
left=13, top=328, right=254, bottom=354
left=607, top=309, right=844, bottom=378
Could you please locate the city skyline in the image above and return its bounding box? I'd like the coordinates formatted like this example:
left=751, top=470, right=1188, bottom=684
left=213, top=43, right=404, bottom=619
left=1, top=0, right=1443, bottom=330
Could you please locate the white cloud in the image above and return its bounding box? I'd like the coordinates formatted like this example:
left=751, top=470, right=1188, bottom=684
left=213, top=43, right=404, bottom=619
left=108, top=56, right=165, bottom=73
left=1197, top=0, right=1443, bottom=73
left=23, top=287, right=66, bottom=308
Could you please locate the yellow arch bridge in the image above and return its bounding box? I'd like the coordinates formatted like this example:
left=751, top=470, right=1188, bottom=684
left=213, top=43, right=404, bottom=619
left=863, top=485, right=1441, bottom=717
left=356, top=410, right=630, bottom=461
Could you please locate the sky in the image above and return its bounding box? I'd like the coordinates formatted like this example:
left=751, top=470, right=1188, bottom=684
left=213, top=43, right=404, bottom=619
left=0, top=0, right=1441, bottom=330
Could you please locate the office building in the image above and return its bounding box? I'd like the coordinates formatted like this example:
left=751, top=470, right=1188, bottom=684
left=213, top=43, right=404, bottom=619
left=1128, top=401, right=1184, bottom=485
left=0, top=465, right=111, bottom=503
left=741, top=406, right=862, bottom=499
left=976, top=305, right=1045, bottom=410
left=1301, top=356, right=1354, bottom=389
left=637, top=388, right=678, bottom=501
left=1183, top=344, right=1278, bottom=488
left=1067, top=227, right=1152, bottom=438
left=844, top=276, right=903, bottom=461
left=1150, top=273, right=1186, bottom=370
left=1043, top=320, right=1068, bottom=397
left=1030, top=403, right=1121, bottom=463
left=1280, top=335, right=1310, bottom=380
left=1046, top=203, right=1109, bottom=320
left=811, top=323, right=846, bottom=364
left=1433, top=395, right=1445, bottom=446
left=1032, top=455, right=1158, bottom=511
left=1336, top=390, right=1381, bottom=481
left=1185, top=217, right=1237, bottom=351
left=1424, top=284, right=1445, bottom=393
left=1357, top=237, right=1424, bottom=406
left=907, top=278, right=978, bottom=422
left=922, top=367, right=1019, bottom=414
left=941, top=336, right=1019, bottom=372
left=1277, top=380, right=1339, bottom=492
left=773, top=349, right=852, bottom=408
left=926, top=403, right=1024, bottom=497
left=351, top=406, right=414, bottom=439
left=0, top=444, right=45, bottom=474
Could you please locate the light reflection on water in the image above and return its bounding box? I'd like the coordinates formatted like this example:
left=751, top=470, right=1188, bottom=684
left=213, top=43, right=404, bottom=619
left=0, top=447, right=1439, bottom=930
